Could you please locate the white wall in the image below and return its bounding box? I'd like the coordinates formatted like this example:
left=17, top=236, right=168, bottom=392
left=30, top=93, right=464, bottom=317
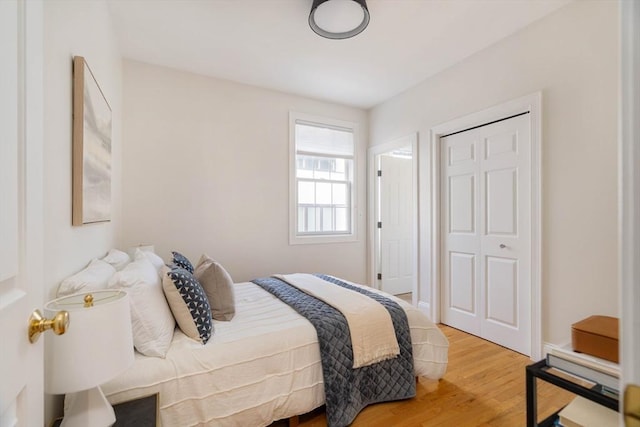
left=121, top=60, right=369, bottom=283
left=369, top=0, right=618, bottom=345
left=43, top=0, right=121, bottom=421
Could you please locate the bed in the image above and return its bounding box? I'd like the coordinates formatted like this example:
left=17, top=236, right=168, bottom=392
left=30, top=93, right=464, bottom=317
left=59, top=249, right=449, bottom=427
left=101, top=279, right=448, bottom=426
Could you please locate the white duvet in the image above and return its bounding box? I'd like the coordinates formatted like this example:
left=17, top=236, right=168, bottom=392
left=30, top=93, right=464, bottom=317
left=102, top=281, right=449, bottom=427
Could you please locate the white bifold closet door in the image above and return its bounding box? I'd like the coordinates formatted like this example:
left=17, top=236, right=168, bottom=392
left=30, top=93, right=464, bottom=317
left=441, top=114, right=531, bottom=356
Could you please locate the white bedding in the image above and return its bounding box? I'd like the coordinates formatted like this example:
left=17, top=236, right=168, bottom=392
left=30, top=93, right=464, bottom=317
left=102, top=281, right=449, bottom=427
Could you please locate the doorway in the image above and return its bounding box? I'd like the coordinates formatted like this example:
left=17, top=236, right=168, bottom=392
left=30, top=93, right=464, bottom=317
left=368, top=134, right=418, bottom=303
left=428, top=93, right=542, bottom=359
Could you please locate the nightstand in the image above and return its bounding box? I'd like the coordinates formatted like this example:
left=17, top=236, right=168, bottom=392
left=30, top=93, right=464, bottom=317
left=51, top=394, right=158, bottom=427
left=526, top=359, right=618, bottom=426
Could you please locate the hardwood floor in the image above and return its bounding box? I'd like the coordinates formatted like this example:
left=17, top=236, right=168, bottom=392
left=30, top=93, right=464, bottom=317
left=293, top=325, right=574, bottom=427
left=396, top=293, right=412, bottom=304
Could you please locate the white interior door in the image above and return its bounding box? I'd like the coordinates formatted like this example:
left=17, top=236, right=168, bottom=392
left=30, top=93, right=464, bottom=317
left=0, top=1, right=44, bottom=426
left=441, top=114, right=531, bottom=355
left=379, top=152, right=413, bottom=295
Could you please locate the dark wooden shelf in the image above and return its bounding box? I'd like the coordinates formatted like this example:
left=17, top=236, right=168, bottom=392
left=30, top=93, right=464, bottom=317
left=526, top=359, right=619, bottom=427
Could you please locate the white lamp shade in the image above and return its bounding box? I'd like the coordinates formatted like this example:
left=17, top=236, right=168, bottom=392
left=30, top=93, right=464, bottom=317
left=45, top=290, right=134, bottom=394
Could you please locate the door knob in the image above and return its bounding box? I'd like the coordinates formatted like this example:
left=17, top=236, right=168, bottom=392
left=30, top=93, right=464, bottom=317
left=28, top=309, right=69, bottom=343
left=499, top=244, right=506, bottom=249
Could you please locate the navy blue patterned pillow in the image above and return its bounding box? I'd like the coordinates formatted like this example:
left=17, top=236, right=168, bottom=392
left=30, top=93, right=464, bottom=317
left=162, top=267, right=213, bottom=344
left=171, top=251, right=194, bottom=273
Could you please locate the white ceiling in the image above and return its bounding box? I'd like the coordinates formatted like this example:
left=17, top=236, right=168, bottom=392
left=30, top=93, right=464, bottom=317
left=107, top=0, right=572, bottom=109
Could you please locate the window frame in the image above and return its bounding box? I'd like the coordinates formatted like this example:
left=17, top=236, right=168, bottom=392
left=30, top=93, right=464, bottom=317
left=289, top=112, right=358, bottom=245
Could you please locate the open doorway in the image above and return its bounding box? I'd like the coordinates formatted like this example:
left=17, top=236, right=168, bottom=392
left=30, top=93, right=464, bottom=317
left=368, top=134, right=418, bottom=304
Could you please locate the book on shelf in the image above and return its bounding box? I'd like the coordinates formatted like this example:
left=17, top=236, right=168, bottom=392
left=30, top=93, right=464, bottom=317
left=545, top=367, right=597, bottom=389
left=546, top=353, right=619, bottom=392
left=546, top=343, right=620, bottom=378
left=558, top=396, right=618, bottom=427
left=600, top=385, right=620, bottom=400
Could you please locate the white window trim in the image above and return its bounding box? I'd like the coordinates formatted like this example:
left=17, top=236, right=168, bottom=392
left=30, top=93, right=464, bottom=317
left=289, top=111, right=358, bottom=245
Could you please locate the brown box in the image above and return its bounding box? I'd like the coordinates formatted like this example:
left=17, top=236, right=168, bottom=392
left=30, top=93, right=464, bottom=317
left=571, top=315, right=619, bottom=363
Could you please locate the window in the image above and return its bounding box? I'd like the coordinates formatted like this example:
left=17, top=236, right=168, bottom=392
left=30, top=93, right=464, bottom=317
left=290, top=112, right=357, bottom=244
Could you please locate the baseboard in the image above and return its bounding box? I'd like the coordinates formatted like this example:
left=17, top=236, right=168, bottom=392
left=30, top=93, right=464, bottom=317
left=543, top=341, right=570, bottom=357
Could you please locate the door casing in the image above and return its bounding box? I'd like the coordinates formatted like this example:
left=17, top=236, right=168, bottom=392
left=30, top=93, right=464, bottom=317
left=427, top=93, right=542, bottom=360
left=620, top=0, right=640, bottom=411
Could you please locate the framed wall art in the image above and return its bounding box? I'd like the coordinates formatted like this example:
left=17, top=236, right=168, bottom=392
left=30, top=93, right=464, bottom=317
left=72, top=55, right=112, bottom=225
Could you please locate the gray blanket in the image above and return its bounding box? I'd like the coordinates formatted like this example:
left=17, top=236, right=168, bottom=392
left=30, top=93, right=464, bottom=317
left=252, top=275, right=415, bottom=427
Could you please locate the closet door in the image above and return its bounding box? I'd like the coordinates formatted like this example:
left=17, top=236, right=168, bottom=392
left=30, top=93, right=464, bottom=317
left=441, top=114, right=531, bottom=355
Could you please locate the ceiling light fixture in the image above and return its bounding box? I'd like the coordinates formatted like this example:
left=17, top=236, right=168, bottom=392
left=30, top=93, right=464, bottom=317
left=309, top=0, right=370, bottom=40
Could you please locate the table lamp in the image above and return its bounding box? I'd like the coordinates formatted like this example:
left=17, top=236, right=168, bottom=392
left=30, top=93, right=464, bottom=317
left=44, top=290, right=134, bottom=427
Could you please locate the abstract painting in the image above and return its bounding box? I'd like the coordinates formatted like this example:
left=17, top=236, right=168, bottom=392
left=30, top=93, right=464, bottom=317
left=72, top=56, right=111, bottom=225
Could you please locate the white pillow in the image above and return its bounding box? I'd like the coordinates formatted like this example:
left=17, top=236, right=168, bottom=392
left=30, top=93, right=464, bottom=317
left=57, top=259, right=116, bottom=297
left=109, top=256, right=175, bottom=357
left=135, top=248, right=165, bottom=273
left=101, top=248, right=131, bottom=271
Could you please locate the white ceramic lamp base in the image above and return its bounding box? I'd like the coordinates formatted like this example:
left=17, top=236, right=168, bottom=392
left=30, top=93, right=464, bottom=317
left=61, top=386, right=116, bottom=427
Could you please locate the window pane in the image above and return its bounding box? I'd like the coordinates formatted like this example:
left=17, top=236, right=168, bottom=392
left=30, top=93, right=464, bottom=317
left=297, top=168, right=313, bottom=179
left=316, top=182, right=332, bottom=205
left=332, top=183, right=347, bottom=205
left=316, top=159, right=332, bottom=171
left=307, top=207, right=317, bottom=233
left=298, top=207, right=305, bottom=232
left=314, top=169, right=331, bottom=180
left=322, top=207, right=332, bottom=231
left=298, top=181, right=315, bottom=204
left=314, top=157, right=333, bottom=180
left=335, top=208, right=348, bottom=232
left=296, top=155, right=314, bottom=178
left=330, top=158, right=346, bottom=181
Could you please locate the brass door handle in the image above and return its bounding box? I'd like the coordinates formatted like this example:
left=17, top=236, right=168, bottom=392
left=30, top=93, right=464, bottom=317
left=626, top=384, right=640, bottom=426
left=28, top=309, right=69, bottom=343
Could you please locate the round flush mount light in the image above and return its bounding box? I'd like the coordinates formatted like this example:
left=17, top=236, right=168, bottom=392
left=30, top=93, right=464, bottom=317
left=309, top=0, right=370, bottom=40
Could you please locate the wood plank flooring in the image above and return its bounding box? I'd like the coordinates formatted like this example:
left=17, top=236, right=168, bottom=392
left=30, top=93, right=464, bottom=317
left=292, top=325, right=574, bottom=427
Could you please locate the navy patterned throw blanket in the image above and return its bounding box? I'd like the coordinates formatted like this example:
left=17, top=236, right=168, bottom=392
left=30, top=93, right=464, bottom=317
left=252, top=274, right=415, bottom=427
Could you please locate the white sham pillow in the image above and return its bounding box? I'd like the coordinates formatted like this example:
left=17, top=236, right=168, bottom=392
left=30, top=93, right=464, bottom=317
left=135, top=248, right=165, bottom=273
left=109, top=257, right=175, bottom=357
left=57, top=259, right=116, bottom=297
left=101, top=248, right=131, bottom=271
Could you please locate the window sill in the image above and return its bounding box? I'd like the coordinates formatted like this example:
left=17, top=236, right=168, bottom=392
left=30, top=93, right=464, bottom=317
left=289, top=233, right=357, bottom=245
